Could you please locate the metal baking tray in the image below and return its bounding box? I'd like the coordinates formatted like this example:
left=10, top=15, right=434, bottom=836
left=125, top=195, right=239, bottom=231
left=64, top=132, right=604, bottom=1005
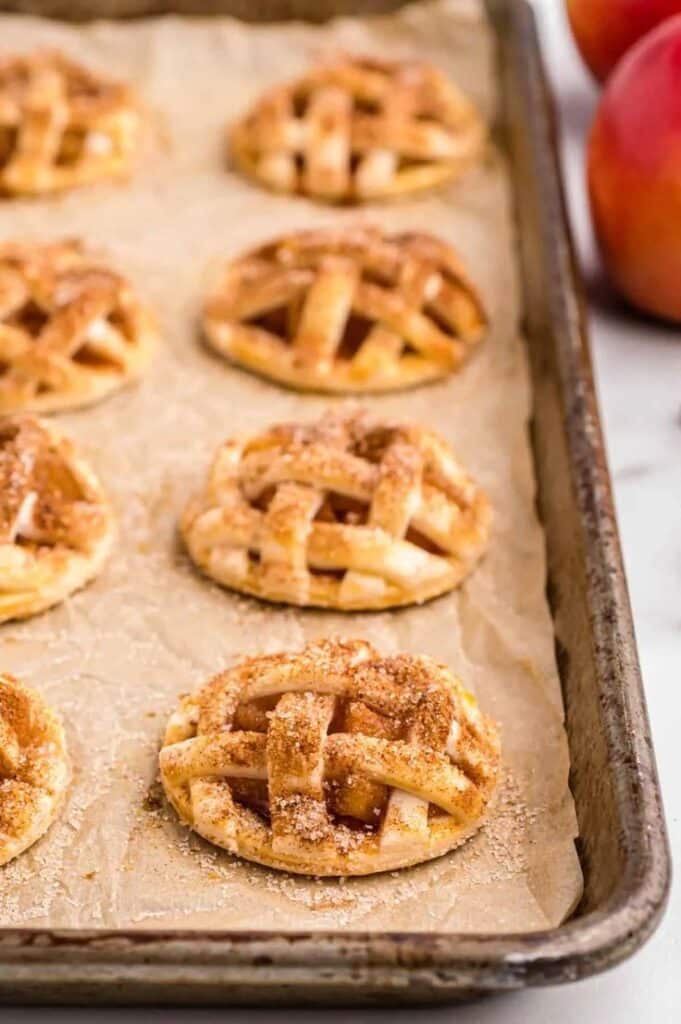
left=0, top=0, right=671, bottom=1005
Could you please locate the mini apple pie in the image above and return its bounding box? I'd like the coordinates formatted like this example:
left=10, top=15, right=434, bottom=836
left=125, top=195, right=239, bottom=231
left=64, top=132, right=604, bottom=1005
left=0, top=673, right=70, bottom=867
left=0, top=240, right=158, bottom=414
left=159, top=638, right=500, bottom=876
left=0, top=414, right=114, bottom=623
left=203, top=226, right=486, bottom=393
left=0, top=50, right=140, bottom=196
left=230, top=56, right=485, bottom=203
left=182, top=408, right=490, bottom=611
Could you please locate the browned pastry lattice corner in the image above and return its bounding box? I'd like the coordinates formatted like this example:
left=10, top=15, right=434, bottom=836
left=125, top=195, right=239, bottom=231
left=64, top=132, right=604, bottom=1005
left=182, top=407, right=491, bottom=611
left=230, top=56, right=486, bottom=203
left=0, top=673, right=71, bottom=867
left=0, top=240, right=158, bottom=413
left=0, top=50, right=140, bottom=196
left=203, top=225, right=487, bottom=393
left=0, top=414, right=115, bottom=623
left=159, top=638, right=500, bottom=876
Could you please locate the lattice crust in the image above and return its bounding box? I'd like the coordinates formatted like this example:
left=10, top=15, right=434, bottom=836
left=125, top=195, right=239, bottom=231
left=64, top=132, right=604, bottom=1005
left=203, top=226, right=486, bottom=393
left=182, top=408, right=491, bottom=611
left=0, top=673, right=70, bottom=866
left=230, top=56, right=486, bottom=203
left=160, top=639, right=500, bottom=876
left=0, top=240, right=158, bottom=414
left=0, top=414, right=114, bottom=623
left=0, top=51, right=140, bottom=196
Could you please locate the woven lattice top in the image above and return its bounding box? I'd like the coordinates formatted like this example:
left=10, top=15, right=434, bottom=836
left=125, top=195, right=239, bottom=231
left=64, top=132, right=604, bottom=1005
left=159, top=638, right=500, bottom=876
left=203, top=225, right=486, bottom=393
left=0, top=50, right=140, bottom=195
left=182, top=407, right=490, bottom=611
left=231, top=56, right=485, bottom=203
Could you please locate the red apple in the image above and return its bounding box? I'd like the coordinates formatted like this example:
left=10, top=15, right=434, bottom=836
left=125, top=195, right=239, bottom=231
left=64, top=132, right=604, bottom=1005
left=588, top=16, right=681, bottom=322
left=567, top=0, right=681, bottom=82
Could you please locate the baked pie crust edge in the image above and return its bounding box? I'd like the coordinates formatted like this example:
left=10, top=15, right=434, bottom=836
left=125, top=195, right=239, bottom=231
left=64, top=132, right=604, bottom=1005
left=203, top=226, right=487, bottom=394
left=0, top=240, right=158, bottom=415
left=0, top=414, right=115, bottom=624
left=230, top=57, right=486, bottom=204
left=159, top=638, right=501, bottom=876
left=181, top=408, right=491, bottom=612
left=0, top=673, right=71, bottom=867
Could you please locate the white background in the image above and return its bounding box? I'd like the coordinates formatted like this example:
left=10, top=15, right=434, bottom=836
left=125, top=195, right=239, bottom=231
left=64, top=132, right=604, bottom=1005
left=8, top=1, right=680, bottom=1019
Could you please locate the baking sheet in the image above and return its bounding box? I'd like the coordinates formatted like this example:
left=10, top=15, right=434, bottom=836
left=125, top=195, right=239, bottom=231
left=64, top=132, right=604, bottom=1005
left=0, top=0, right=583, bottom=933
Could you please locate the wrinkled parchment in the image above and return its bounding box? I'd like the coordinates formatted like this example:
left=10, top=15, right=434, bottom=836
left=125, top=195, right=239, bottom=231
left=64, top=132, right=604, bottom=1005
left=0, top=0, right=583, bottom=932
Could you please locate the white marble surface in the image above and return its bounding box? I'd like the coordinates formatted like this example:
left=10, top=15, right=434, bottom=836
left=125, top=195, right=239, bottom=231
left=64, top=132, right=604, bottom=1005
left=9, top=2, right=679, bottom=1020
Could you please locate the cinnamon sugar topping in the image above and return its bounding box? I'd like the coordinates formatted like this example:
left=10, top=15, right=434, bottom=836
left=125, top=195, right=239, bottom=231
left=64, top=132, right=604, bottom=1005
left=0, top=673, right=70, bottom=866
left=0, top=240, right=157, bottom=414
left=159, top=638, right=500, bottom=876
left=182, top=407, right=491, bottom=611
left=0, top=414, right=114, bottom=623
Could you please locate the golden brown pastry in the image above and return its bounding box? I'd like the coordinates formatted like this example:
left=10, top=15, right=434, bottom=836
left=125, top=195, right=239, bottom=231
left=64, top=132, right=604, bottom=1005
left=159, top=639, right=500, bottom=876
left=0, top=240, right=157, bottom=414
left=0, top=51, right=140, bottom=196
left=203, top=225, right=486, bottom=393
left=0, top=414, right=114, bottom=623
left=0, top=673, right=70, bottom=866
left=231, top=56, right=485, bottom=203
left=181, top=407, right=490, bottom=611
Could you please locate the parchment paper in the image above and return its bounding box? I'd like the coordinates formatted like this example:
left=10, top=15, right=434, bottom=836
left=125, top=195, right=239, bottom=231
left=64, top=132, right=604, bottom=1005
left=0, top=0, right=583, bottom=933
